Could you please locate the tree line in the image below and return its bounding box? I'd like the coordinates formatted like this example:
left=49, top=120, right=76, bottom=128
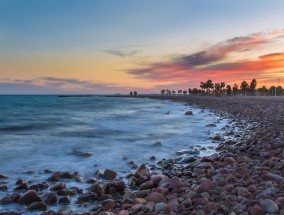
left=160, top=79, right=284, bottom=96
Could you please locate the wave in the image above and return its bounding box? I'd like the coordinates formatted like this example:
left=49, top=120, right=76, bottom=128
left=0, top=123, right=52, bottom=132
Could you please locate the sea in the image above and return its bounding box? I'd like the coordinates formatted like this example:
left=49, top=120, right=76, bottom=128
left=0, top=95, right=230, bottom=213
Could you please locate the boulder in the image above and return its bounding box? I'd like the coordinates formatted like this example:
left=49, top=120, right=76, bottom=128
left=196, top=179, right=215, bottom=193
left=42, top=192, right=58, bottom=205
left=0, top=193, right=20, bottom=204
left=260, top=199, right=279, bottom=213
left=158, top=176, right=182, bottom=189
left=185, top=111, right=193, bottom=115
left=250, top=204, right=265, bottom=215
left=27, top=201, right=47, bottom=211
left=50, top=182, right=66, bottom=191
left=17, top=190, right=39, bottom=204
left=102, top=169, right=117, bottom=180
left=145, top=192, right=165, bottom=203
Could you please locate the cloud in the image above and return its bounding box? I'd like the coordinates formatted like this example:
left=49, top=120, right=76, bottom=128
left=128, top=29, right=284, bottom=86
left=0, top=77, right=147, bottom=94
left=103, top=49, right=140, bottom=57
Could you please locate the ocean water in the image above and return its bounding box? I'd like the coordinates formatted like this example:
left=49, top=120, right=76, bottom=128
left=0, top=95, right=229, bottom=213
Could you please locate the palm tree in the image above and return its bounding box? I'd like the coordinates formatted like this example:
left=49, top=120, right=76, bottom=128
left=183, top=90, right=187, bottom=96
left=233, top=84, right=238, bottom=96
left=249, top=79, right=257, bottom=95
left=188, top=88, right=192, bottom=95
left=178, top=90, right=182, bottom=96
left=226, top=85, right=232, bottom=96
left=241, top=81, right=249, bottom=96
left=161, top=89, right=166, bottom=96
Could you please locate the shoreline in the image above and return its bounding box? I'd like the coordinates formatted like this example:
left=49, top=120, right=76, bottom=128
left=0, top=96, right=283, bottom=215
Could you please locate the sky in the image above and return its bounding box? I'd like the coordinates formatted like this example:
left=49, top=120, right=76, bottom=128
left=1, top=0, right=284, bottom=94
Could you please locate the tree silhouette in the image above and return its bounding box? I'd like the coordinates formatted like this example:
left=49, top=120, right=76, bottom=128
left=241, top=81, right=249, bottom=96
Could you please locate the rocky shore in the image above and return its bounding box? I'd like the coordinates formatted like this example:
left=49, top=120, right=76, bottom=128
left=1, top=96, right=284, bottom=215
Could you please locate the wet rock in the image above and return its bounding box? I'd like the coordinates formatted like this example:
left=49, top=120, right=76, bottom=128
left=149, top=156, right=156, bottom=161
left=27, top=201, right=47, bottom=211
left=113, top=179, right=125, bottom=193
left=28, top=184, right=40, bottom=192
left=127, top=161, right=139, bottom=169
left=57, top=208, right=74, bottom=215
left=15, top=178, right=26, bottom=185
left=0, top=174, right=9, bottom=179
left=135, top=164, right=149, bottom=178
left=0, top=185, right=8, bottom=191
left=77, top=193, right=98, bottom=203
left=250, top=204, right=265, bottom=215
left=100, top=199, right=115, bottom=211
left=158, top=176, right=182, bottom=189
left=0, top=193, right=20, bottom=204
left=145, top=192, right=165, bottom=203
left=260, top=199, right=279, bottom=213
left=57, top=189, right=77, bottom=196
left=205, top=123, right=217, bottom=127
left=72, top=149, right=93, bottom=157
left=50, top=182, right=66, bottom=191
left=58, top=196, right=71, bottom=204
left=42, top=192, right=58, bottom=205
left=152, top=141, right=162, bottom=147
left=89, top=183, right=104, bottom=197
left=212, top=135, right=222, bottom=141
left=185, top=111, right=193, bottom=115
left=101, top=169, right=117, bottom=180
left=17, top=190, right=39, bottom=204
left=41, top=210, right=56, bottom=215
left=14, top=183, right=28, bottom=191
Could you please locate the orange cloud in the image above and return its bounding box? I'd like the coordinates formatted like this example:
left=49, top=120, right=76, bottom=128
left=128, top=29, right=284, bottom=87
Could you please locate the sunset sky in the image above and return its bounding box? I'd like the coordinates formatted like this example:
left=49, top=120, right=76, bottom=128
left=1, top=0, right=284, bottom=94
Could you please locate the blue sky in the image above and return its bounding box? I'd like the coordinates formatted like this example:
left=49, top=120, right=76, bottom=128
left=1, top=0, right=284, bottom=93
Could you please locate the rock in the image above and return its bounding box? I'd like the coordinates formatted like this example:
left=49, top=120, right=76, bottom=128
left=89, top=183, right=104, bottom=197
left=57, top=189, right=76, bottom=196
left=212, top=135, right=222, bottom=141
left=135, top=164, right=149, bottom=178
left=0, top=193, right=20, bottom=204
left=42, top=192, right=58, bottom=205
left=179, top=156, right=196, bottom=163
left=247, top=184, right=256, bottom=193
left=17, top=190, right=39, bottom=204
left=101, top=199, right=115, bottom=211
left=117, top=210, right=129, bottom=215
left=0, top=185, right=8, bottom=191
left=77, top=193, right=98, bottom=203
left=41, top=210, right=56, bottom=215
left=0, top=174, right=9, bottom=179
left=72, top=149, right=93, bottom=157
left=158, top=176, right=182, bottom=189
left=149, top=156, right=156, bottom=161
left=58, top=196, right=71, bottom=204
left=16, top=178, right=26, bottom=185
left=256, top=187, right=278, bottom=198
left=152, top=142, right=162, bottom=147
left=154, top=202, right=171, bottom=214
left=185, top=111, right=193, bottom=115
left=57, top=208, right=74, bottom=215
left=123, top=191, right=136, bottom=201
left=266, top=172, right=283, bottom=181
left=237, top=187, right=250, bottom=197
left=131, top=204, right=142, bottom=213
left=102, top=169, right=117, bottom=180
left=113, top=179, right=125, bottom=193
left=224, top=157, right=236, bottom=164
left=196, top=179, right=216, bottom=193
left=27, top=201, right=47, bottom=211
left=250, top=204, right=265, bottom=215
left=139, top=181, right=153, bottom=190
left=260, top=199, right=279, bottom=213
left=145, top=192, right=165, bottom=203
left=190, top=162, right=211, bottom=169
left=50, top=182, right=66, bottom=191
left=205, top=123, right=217, bottom=127
left=14, top=183, right=28, bottom=190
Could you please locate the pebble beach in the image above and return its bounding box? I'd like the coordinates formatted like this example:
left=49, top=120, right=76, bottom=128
left=1, top=96, right=284, bottom=215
